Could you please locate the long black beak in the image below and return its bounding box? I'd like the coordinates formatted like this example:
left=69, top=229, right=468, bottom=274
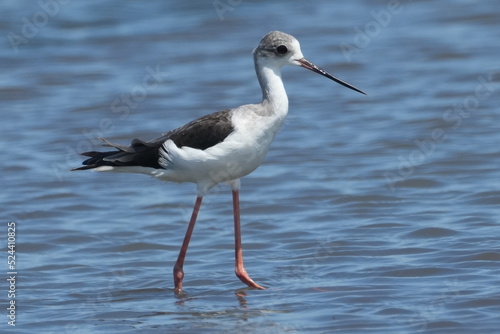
left=296, top=58, right=366, bottom=95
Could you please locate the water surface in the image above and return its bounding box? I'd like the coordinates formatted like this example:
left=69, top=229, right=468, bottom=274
left=1, top=1, right=499, bottom=333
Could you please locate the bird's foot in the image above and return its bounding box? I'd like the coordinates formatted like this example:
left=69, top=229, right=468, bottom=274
left=235, top=267, right=266, bottom=290
left=173, top=265, right=184, bottom=294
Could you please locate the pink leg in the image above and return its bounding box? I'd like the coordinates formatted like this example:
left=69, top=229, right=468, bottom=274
left=173, top=196, right=203, bottom=294
left=232, top=190, right=265, bottom=290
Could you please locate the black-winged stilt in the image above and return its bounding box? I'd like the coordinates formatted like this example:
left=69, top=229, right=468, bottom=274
left=72, top=31, right=366, bottom=293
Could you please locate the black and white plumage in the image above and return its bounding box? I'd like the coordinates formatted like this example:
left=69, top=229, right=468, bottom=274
left=72, top=31, right=365, bottom=293
left=74, top=109, right=234, bottom=171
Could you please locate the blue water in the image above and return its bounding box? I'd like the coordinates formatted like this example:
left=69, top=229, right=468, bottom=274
left=1, top=1, right=499, bottom=333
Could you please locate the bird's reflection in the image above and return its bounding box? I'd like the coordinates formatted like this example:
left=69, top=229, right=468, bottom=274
left=235, top=289, right=249, bottom=308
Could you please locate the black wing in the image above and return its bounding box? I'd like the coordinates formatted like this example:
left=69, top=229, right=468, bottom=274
left=71, top=109, right=234, bottom=171
left=165, top=109, right=234, bottom=150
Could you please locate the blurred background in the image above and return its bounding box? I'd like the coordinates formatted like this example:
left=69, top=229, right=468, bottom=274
left=1, top=0, right=499, bottom=333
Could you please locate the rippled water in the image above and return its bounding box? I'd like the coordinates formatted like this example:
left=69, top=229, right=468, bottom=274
left=2, top=1, right=500, bottom=333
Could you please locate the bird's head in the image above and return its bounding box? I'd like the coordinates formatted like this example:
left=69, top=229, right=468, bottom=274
left=253, top=31, right=366, bottom=95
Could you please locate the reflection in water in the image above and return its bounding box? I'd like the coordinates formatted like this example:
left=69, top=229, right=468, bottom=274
left=235, top=289, right=248, bottom=309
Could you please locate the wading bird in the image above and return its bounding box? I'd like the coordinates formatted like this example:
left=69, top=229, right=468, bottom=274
left=72, top=31, right=366, bottom=293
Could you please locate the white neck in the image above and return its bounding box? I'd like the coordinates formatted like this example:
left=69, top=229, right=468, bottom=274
left=255, top=61, right=289, bottom=119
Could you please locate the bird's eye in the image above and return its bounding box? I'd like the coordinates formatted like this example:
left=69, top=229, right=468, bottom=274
left=276, top=45, right=288, bottom=54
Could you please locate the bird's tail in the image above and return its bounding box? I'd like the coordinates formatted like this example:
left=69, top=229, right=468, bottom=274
left=71, top=151, right=120, bottom=171
left=71, top=137, right=163, bottom=171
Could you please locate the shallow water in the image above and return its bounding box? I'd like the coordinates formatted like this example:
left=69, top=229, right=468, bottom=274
left=1, top=1, right=500, bottom=333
